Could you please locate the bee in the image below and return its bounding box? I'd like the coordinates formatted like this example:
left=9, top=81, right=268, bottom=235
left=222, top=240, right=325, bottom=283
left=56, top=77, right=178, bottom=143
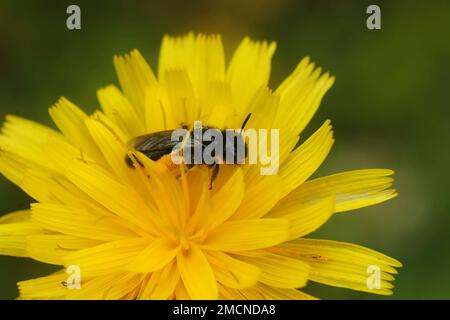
left=126, top=114, right=252, bottom=189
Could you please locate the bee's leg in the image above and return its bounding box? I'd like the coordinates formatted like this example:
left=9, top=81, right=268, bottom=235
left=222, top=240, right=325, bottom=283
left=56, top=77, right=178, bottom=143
left=209, top=162, right=220, bottom=190
left=125, top=154, right=134, bottom=167
left=125, top=152, right=144, bottom=168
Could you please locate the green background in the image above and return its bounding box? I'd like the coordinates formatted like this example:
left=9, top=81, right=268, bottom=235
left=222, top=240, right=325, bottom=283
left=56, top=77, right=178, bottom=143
left=0, top=0, right=449, bottom=299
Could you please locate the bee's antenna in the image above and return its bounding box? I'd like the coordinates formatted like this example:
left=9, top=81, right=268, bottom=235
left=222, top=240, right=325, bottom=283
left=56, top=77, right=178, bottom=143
left=241, top=113, right=252, bottom=130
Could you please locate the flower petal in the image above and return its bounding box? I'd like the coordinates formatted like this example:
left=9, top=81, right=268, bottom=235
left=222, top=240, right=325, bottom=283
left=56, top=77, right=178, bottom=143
left=206, top=168, right=245, bottom=229
left=144, top=85, right=171, bottom=132
left=227, top=37, right=276, bottom=113
left=26, top=234, right=101, bottom=265
left=49, top=97, right=105, bottom=164
left=97, top=85, right=145, bottom=138
left=126, top=238, right=179, bottom=273
left=177, top=245, right=218, bottom=300
left=0, top=115, right=64, bottom=170
left=244, top=87, right=279, bottom=129
left=174, top=281, right=191, bottom=300
left=279, top=120, right=334, bottom=197
left=64, top=159, right=156, bottom=234
left=139, top=260, right=179, bottom=299
left=0, top=151, right=54, bottom=202
left=277, top=238, right=401, bottom=295
left=203, top=219, right=289, bottom=251
left=274, top=57, right=335, bottom=136
left=0, top=221, right=41, bottom=257
left=102, top=273, right=145, bottom=300
left=18, top=272, right=68, bottom=299
left=257, top=284, right=317, bottom=300
left=206, top=251, right=260, bottom=289
left=85, top=117, right=137, bottom=184
left=289, top=169, right=397, bottom=213
left=232, top=172, right=283, bottom=220
left=31, top=203, right=136, bottom=241
left=235, top=252, right=310, bottom=289
left=164, top=68, right=198, bottom=125
left=0, top=210, right=30, bottom=223
left=63, top=238, right=149, bottom=277
left=159, top=33, right=225, bottom=102
left=114, top=50, right=158, bottom=118
left=266, top=195, right=336, bottom=240
left=66, top=273, right=118, bottom=300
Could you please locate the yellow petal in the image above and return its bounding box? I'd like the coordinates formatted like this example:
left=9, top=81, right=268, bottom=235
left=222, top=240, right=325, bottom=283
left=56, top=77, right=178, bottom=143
left=139, top=260, right=179, bottom=299
left=63, top=238, right=149, bottom=277
left=236, top=252, right=310, bottom=288
left=202, top=219, right=289, bottom=251
left=232, top=286, right=265, bottom=299
left=132, top=152, right=185, bottom=232
left=201, top=81, right=232, bottom=128
left=222, top=284, right=311, bottom=300
left=144, top=85, right=171, bottom=132
left=85, top=118, right=135, bottom=184
left=64, top=159, right=156, bottom=234
left=49, top=97, right=105, bottom=164
left=244, top=87, right=279, bottom=129
left=232, top=171, right=283, bottom=220
left=31, top=203, right=136, bottom=241
left=18, top=272, right=68, bottom=299
left=66, top=273, right=118, bottom=300
left=266, top=195, right=336, bottom=240
left=278, top=128, right=303, bottom=166
left=257, top=284, right=317, bottom=300
left=164, top=68, right=198, bottom=125
left=0, top=210, right=30, bottom=223
left=26, top=234, right=101, bottom=265
left=177, top=245, right=218, bottom=299
left=126, top=238, right=179, bottom=273
left=279, top=120, right=334, bottom=197
left=185, top=169, right=211, bottom=233
left=0, top=151, right=54, bottom=202
left=218, top=285, right=246, bottom=299
left=97, top=85, right=145, bottom=138
left=38, top=174, right=122, bottom=217
left=275, top=57, right=335, bottom=135
left=205, top=168, right=245, bottom=229
left=90, top=110, right=128, bottom=142
left=0, top=221, right=41, bottom=257
left=0, top=115, right=64, bottom=170
left=206, top=251, right=260, bottom=289
left=114, top=49, right=157, bottom=118
left=278, top=238, right=401, bottom=295
left=0, top=115, right=62, bottom=145
left=174, top=280, right=191, bottom=300
left=227, top=37, right=276, bottom=112
left=41, top=135, right=96, bottom=173
left=159, top=33, right=225, bottom=101
left=103, top=273, right=145, bottom=300
left=289, top=169, right=397, bottom=213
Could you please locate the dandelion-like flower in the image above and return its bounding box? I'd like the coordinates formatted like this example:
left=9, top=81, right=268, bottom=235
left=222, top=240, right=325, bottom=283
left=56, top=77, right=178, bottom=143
left=0, top=33, right=401, bottom=299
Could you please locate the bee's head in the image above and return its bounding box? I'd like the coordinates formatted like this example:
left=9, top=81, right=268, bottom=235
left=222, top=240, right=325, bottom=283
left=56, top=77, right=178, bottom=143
left=221, top=113, right=251, bottom=164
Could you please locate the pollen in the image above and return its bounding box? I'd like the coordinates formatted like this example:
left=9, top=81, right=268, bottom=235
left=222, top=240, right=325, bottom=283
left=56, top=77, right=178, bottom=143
left=159, top=153, right=179, bottom=171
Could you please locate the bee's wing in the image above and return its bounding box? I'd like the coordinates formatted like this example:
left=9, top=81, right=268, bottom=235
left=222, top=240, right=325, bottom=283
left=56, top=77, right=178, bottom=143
left=129, top=131, right=181, bottom=161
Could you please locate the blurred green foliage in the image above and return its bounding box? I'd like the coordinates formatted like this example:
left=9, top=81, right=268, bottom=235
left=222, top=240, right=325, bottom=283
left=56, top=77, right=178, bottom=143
left=0, top=0, right=449, bottom=299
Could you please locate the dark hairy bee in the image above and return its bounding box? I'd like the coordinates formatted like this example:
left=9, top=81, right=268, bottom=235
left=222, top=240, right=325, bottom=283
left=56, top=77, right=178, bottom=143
left=126, top=114, right=252, bottom=189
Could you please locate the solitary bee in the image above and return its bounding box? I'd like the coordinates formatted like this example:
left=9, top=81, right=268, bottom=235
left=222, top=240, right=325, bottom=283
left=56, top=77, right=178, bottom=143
left=126, top=114, right=252, bottom=189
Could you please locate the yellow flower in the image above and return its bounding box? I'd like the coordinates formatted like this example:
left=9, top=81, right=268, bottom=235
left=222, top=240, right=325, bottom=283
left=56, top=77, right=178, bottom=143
left=0, top=33, right=401, bottom=299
